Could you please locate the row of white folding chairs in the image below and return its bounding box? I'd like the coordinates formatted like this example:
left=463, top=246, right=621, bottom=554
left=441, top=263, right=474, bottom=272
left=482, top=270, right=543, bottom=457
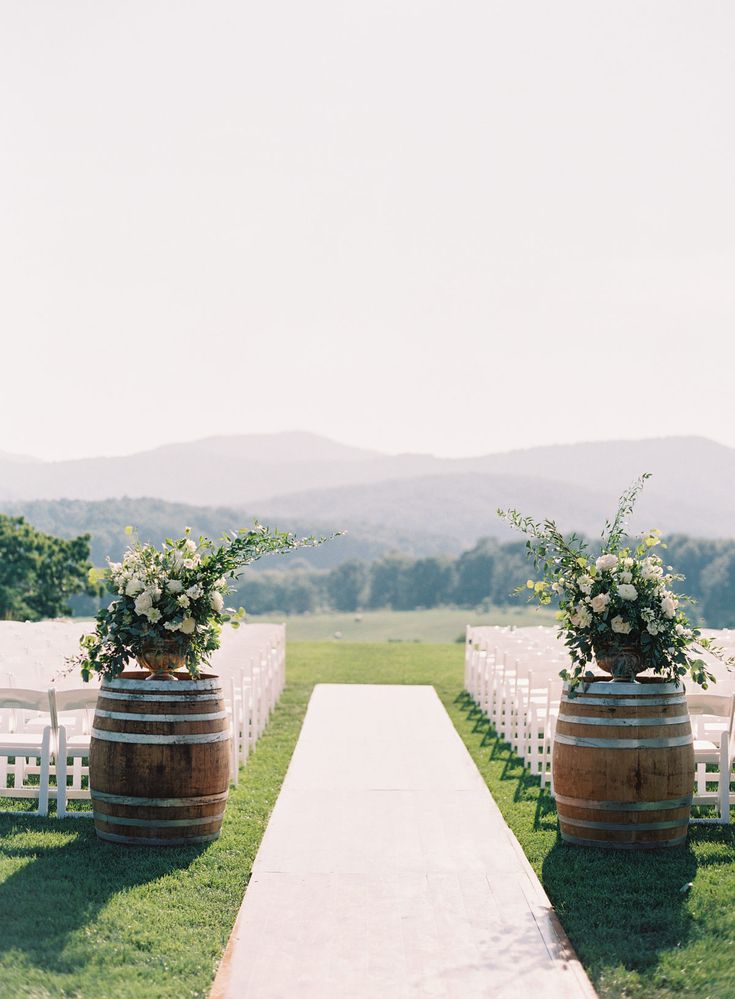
left=0, top=686, right=97, bottom=817
left=465, top=628, right=567, bottom=783
left=465, top=628, right=735, bottom=823
left=226, top=635, right=286, bottom=785
left=0, top=638, right=286, bottom=814
left=535, top=691, right=735, bottom=819
left=537, top=692, right=735, bottom=821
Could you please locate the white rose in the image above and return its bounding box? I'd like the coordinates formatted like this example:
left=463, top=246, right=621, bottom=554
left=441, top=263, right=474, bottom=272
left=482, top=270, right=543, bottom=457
left=210, top=591, right=225, bottom=613
left=617, top=584, right=638, bottom=601
left=184, top=539, right=197, bottom=553
left=577, top=574, right=594, bottom=595
left=180, top=616, right=196, bottom=635
left=134, top=592, right=154, bottom=615
left=618, top=571, right=633, bottom=584
left=611, top=615, right=632, bottom=635
left=596, top=554, right=619, bottom=573
left=590, top=592, right=611, bottom=614
left=177, top=594, right=191, bottom=608
left=641, top=559, right=664, bottom=581
left=621, top=557, right=635, bottom=568
left=125, top=578, right=144, bottom=596
left=660, top=592, right=678, bottom=619
left=166, top=580, right=184, bottom=594
left=570, top=604, right=592, bottom=628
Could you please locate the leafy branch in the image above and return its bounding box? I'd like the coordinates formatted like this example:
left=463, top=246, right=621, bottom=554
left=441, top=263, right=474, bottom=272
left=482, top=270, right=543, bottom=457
left=601, top=472, right=652, bottom=553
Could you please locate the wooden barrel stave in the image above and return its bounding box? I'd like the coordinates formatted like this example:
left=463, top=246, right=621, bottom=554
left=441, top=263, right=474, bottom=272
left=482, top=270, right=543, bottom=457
left=89, top=671, right=231, bottom=846
left=552, top=680, right=694, bottom=849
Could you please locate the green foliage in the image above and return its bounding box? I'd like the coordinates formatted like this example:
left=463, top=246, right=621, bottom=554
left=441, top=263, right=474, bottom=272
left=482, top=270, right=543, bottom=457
left=407, top=556, right=456, bottom=608
left=180, top=536, right=735, bottom=630
left=0, top=514, right=98, bottom=621
left=499, top=476, right=731, bottom=691
left=236, top=566, right=324, bottom=615
left=325, top=559, right=368, bottom=611
left=366, top=553, right=416, bottom=610
left=71, top=525, right=327, bottom=680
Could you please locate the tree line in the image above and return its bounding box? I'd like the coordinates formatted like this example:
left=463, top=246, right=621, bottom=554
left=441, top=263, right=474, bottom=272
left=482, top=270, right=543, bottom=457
left=230, top=535, right=735, bottom=628
left=2, top=511, right=735, bottom=628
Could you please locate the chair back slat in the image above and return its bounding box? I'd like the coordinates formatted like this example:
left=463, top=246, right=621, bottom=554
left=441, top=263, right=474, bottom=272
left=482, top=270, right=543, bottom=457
left=0, top=688, right=49, bottom=713
left=687, top=692, right=734, bottom=721
left=53, top=688, right=99, bottom=712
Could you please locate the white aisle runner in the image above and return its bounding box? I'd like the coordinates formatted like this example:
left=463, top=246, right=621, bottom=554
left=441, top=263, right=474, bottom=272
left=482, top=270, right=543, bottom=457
left=211, top=684, right=596, bottom=999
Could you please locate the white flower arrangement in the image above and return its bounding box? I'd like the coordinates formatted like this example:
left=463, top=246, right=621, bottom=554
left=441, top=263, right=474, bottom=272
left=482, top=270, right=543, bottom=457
left=70, top=524, right=326, bottom=680
left=499, top=474, right=732, bottom=691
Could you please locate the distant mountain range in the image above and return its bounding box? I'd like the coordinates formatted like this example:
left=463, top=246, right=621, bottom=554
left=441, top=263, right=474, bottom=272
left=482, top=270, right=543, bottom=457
left=260, top=437, right=735, bottom=545
left=0, top=432, right=442, bottom=505
left=2, top=433, right=734, bottom=562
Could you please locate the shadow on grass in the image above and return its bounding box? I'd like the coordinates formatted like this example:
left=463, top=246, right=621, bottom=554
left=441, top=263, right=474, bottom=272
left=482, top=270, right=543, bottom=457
left=452, top=694, right=725, bottom=979
left=541, top=838, right=699, bottom=975
left=0, top=811, right=206, bottom=976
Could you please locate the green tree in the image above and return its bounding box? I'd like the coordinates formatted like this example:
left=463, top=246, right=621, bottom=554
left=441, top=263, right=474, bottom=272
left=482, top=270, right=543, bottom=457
left=406, top=557, right=456, bottom=608
left=367, top=555, right=414, bottom=609
left=0, top=515, right=98, bottom=620
left=326, top=560, right=368, bottom=611
left=700, top=550, right=735, bottom=628
left=453, top=538, right=499, bottom=605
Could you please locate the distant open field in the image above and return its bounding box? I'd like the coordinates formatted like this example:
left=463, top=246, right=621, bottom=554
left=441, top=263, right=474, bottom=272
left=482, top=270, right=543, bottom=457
left=248, top=606, right=557, bottom=643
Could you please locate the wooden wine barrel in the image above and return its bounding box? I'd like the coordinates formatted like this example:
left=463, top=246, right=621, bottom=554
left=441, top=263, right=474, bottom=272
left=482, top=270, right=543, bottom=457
left=552, top=679, right=694, bottom=849
left=89, top=672, right=231, bottom=846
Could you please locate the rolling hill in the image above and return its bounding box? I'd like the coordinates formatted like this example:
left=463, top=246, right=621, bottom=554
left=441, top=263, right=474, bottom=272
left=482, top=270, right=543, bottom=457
left=2, top=434, right=734, bottom=560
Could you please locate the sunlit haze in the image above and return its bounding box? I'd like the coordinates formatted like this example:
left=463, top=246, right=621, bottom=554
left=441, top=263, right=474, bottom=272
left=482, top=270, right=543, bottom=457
left=1, top=2, right=733, bottom=461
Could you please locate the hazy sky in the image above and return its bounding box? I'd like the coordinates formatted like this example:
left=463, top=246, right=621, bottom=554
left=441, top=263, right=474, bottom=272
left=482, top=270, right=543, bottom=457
left=1, top=2, right=733, bottom=461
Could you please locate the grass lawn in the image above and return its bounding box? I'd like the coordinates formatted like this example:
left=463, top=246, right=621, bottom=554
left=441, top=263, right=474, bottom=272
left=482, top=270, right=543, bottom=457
left=249, top=605, right=556, bottom=643
left=0, top=683, right=310, bottom=999
left=0, top=640, right=733, bottom=998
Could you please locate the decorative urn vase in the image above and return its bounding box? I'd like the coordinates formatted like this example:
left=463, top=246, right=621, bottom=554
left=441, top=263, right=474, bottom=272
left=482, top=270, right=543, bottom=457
left=592, top=637, right=646, bottom=681
left=136, top=640, right=187, bottom=681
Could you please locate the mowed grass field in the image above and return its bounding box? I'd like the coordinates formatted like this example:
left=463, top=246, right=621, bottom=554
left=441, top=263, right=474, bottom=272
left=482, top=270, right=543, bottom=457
left=0, top=641, right=733, bottom=998
left=250, top=605, right=556, bottom=643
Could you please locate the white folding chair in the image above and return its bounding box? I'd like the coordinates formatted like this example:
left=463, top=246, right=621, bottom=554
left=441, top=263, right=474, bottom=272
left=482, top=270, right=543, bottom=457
left=49, top=687, right=99, bottom=818
left=228, top=677, right=241, bottom=787
left=240, top=671, right=252, bottom=766
left=0, top=688, right=52, bottom=816
left=688, top=692, right=735, bottom=825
